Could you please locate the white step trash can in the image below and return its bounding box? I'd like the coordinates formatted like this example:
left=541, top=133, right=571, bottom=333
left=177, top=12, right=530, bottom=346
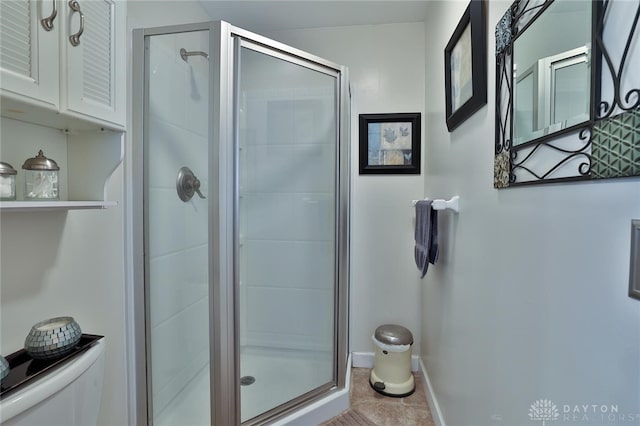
left=369, top=324, right=415, bottom=397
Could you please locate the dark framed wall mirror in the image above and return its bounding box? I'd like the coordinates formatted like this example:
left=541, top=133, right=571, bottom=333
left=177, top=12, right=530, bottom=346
left=494, top=0, right=640, bottom=188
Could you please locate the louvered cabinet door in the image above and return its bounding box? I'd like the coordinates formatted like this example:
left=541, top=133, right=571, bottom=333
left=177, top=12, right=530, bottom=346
left=0, top=0, right=59, bottom=109
left=62, top=0, right=125, bottom=126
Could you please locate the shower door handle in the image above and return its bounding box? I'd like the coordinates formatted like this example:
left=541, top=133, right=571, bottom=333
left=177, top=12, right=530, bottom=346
left=177, top=167, right=206, bottom=202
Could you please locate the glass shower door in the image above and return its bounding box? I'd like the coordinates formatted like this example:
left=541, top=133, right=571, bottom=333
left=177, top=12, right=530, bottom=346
left=144, top=29, right=211, bottom=426
left=236, top=42, right=339, bottom=422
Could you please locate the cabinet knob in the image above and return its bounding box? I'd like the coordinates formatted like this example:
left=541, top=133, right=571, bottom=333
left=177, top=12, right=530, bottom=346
left=68, top=0, right=84, bottom=47
left=40, top=0, right=57, bottom=31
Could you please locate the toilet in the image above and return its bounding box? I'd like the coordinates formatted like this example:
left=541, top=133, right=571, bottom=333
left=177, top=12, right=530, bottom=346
left=0, top=338, right=106, bottom=426
left=369, top=324, right=415, bottom=397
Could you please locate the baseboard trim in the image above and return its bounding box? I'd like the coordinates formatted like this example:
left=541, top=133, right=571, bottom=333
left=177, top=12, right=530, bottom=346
left=419, top=358, right=446, bottom=426
left=351, top=352, right=374, bottom=369
left=352, top=352, right=420, bottom=372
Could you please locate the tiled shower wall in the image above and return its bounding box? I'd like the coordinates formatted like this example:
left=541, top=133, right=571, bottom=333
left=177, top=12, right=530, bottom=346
left=146, top=30, right=209, bottom=419
left=239, top=54, right=337, bottom=352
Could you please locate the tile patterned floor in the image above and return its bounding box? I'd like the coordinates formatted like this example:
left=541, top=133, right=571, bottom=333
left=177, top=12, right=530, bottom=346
left=328, top=367, right=436, bottom=426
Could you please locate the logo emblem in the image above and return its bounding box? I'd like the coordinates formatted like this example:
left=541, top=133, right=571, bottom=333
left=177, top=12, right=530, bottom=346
left=529, top=399, right=560, bottom=425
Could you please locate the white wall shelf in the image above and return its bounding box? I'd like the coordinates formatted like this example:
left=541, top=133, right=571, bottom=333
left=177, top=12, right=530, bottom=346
left=0, top=118, right=124, bottom=210
left=0, top=200, right=117, bottom=212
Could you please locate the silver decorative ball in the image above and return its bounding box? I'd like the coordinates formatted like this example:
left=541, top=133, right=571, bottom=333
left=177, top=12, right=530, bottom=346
left=0, top=355, right=9, bottom=380
left=24, top=317, right=82, bottom=361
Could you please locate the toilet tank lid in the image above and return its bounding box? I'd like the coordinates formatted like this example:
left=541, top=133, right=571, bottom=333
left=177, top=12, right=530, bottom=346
left=374, top=324, right=413, bottom=346
left=0, top=339, right=105, bottom=424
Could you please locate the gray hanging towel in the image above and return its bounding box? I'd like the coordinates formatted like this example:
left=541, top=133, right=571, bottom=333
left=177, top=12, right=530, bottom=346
left=414, top=200, right=439, bottom=278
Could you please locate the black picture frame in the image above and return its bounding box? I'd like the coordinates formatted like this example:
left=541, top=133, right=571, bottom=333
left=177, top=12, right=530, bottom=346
left=630, top=220, right=640, bottom=302
left=444, top=0, right=487, bottom=132
left=359, top=113, right=421, bottom=175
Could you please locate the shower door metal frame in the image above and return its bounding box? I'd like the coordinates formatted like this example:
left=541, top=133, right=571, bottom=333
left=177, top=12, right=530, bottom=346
left=129, top=22, right=231, bottom=425
left=132, top=21, right=350, bottom=426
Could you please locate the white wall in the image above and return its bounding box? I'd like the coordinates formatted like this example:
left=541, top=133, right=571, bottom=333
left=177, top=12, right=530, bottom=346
left=267, top=23, right=426, bottom=354
left=421, top=2, right=640, bottom=425
left=0, top=119, right=127, bottom=426
left=127, top=1, right=209, bottom=29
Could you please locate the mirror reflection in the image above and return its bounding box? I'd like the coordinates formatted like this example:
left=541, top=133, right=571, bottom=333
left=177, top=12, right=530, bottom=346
left=513, top=0, right=592, bottom=146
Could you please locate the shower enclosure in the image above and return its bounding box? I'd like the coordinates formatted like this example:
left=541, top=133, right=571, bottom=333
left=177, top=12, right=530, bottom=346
left=132, top=22, right=349, bottom=425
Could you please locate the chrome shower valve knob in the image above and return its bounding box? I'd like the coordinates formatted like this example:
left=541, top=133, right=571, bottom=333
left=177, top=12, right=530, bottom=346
left=177, top=167, right=206, bottom=202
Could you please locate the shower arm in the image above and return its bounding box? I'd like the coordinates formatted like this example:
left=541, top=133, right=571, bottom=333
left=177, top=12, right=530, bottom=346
left=180, top=48, right=209, bottom=61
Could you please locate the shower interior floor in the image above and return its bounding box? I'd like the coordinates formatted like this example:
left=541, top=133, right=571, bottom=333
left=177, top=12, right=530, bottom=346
left=155, top=346, right=333, bottom=425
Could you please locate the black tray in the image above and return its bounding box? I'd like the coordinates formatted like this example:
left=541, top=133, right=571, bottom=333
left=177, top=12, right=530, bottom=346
left=0, top=333, right=104, bottom=400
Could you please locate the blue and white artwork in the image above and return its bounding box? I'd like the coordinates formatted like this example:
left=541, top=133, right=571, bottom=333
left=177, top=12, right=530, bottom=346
left=451, top=23, right=473, bottom=112
left=368, top=122, right=413, bottom=166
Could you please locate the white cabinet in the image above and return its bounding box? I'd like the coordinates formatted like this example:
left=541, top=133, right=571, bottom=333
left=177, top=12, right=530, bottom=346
left=61, top=0, right=125, bottom=127
left=0, top=0, right=59, bottom=108
left=0, top=1, right=125, bottom=211
left=0, top=0, right=125, bottom=129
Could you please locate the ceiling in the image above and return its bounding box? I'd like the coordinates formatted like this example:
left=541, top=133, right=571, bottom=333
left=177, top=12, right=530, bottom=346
left=197, top=1, right=431, bottom=32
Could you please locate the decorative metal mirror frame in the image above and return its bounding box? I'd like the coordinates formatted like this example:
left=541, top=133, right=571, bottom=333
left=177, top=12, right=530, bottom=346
left=494, top=0, right=640, bottom=188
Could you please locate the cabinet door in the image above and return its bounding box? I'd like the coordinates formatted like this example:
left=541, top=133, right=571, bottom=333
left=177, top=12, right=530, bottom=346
left=62, top=0, right=125, bottom=127
left=0, top=0, right=59, bottom=109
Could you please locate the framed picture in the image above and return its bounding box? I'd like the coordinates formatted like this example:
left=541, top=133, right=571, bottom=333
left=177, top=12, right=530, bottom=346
left=359, top=113, right=421, bottom=175
left=444, top=0, right=487, bottom=132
